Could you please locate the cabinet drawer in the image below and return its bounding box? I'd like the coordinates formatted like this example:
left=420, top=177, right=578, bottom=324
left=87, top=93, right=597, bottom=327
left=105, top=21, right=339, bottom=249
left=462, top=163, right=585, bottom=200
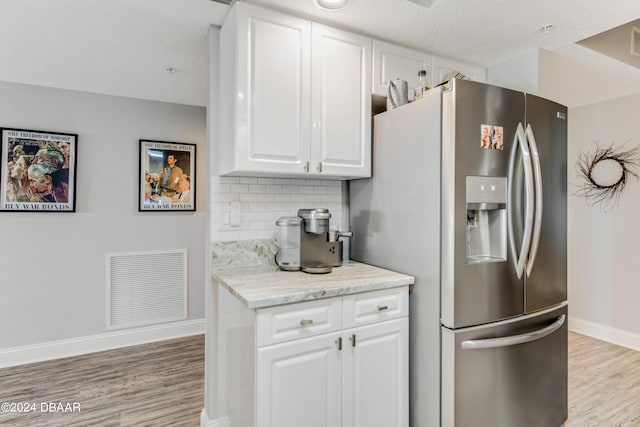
left=257, top=297, right=342, bottom=347
left=343, top=287, right=408, bottom=329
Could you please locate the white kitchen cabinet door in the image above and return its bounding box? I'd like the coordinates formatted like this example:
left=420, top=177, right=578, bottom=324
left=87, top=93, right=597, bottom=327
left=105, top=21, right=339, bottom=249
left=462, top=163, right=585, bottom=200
left=218, top=3, right=373, bottom=179
left=221, top=3, right=312, bottom=176
left=343, top=318, right=409, bottom=427
left=256, top=332, right=342, bottom=427
left=310, top=24, right=371, bottom=178
left=431, top=55, right=486, bottom=87
left=372, top=39, right=433, bottom=97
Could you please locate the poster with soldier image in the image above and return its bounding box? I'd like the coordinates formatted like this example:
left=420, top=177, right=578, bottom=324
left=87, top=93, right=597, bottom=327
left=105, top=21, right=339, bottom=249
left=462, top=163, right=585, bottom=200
left=0, top=127, right=77, bottom=212
left=139, top=140, right=196, bottom=211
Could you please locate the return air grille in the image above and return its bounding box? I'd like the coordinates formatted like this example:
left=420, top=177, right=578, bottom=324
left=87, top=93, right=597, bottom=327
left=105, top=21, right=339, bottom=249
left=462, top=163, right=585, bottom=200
left=107, top=249, right=188, bottom=329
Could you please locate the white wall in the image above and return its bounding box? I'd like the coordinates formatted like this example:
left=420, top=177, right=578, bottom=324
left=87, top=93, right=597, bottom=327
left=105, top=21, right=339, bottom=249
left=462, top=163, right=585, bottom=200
left=489, top=48, right=640, bottom=349
left=538, top=46, right=640, bottom=109
left=541, top=49, right=640, bottom=349
left=568, top=93, right=640, bottom=348
left=0, top=81, right=207, bottom=350
left=487, top=46, right=640, bottom=109
left=487, top=47, right=540, bottom=94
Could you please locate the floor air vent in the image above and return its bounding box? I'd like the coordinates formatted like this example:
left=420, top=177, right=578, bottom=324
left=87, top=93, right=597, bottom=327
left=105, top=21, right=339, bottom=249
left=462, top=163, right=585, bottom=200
left=107, top=249, right=188, bottom=329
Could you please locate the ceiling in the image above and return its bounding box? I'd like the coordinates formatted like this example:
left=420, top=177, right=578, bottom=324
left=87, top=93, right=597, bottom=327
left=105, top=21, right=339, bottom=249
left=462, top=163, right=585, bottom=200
left=1, top=0, right=640, bottom=107
left=578, top=19, right=640, bottom=69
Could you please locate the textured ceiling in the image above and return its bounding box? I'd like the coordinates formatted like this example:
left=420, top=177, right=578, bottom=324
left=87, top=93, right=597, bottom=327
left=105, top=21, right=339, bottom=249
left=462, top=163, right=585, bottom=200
left=1, top=0, right=640, bottom=107
left=0, top=0, right=229, bottom=106
left=251, top=0, right=640, bottom=67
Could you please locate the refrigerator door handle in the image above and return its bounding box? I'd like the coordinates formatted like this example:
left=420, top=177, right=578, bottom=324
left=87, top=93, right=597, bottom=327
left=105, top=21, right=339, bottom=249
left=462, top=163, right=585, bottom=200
left=525, top=124, right=543, bottom=277
left=460, top=314, right=565, bottom=350
left=508, top=123, right=534, bottom=279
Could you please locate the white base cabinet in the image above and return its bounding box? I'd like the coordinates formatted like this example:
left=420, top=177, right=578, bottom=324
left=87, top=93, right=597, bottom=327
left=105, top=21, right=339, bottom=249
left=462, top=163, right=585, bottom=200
left=343, top=318, right=409, bottom=427
left=219, top=286, right=409, bottom=427
left=257, top=332, right=342, bottom=427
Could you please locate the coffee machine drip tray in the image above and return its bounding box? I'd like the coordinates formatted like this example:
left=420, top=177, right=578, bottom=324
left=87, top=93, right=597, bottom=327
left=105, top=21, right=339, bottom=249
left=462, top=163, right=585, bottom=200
left=301, top=265, right=332, bottom=274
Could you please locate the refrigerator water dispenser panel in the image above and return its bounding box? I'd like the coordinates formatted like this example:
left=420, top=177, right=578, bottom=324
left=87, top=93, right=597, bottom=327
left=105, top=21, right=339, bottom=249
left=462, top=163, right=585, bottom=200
left=466, top=176, right=507, bottom=264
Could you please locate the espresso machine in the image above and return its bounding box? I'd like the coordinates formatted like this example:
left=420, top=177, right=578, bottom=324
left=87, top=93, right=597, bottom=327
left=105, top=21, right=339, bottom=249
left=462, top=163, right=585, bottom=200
left=275, top=208, right=352, bottom=273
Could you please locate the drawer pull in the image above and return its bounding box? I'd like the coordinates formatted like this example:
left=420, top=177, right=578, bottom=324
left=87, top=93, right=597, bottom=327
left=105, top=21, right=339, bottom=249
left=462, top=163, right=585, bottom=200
left=377, top=305, right=389, bottom=311
left=299, top=319, right=314, bottom=327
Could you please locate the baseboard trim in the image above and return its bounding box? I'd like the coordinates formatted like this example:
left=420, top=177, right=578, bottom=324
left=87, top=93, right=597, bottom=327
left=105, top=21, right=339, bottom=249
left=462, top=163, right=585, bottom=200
left=201, top=409, right=229, bottom=427
left=569, top=316, right=640, bottom=352
left=0, top=319, right=205, bottom=369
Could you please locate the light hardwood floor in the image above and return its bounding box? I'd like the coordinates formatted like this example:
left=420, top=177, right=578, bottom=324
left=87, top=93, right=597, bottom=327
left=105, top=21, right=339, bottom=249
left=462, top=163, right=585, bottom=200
left=566, top=331, right=640, bottom=427
left=1, top=331, right=639, bottom=426
left=0, top=334, right=204, bottom=427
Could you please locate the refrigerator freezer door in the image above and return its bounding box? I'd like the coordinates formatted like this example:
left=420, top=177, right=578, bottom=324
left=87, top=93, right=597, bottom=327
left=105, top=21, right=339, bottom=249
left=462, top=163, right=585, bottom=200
left=524, top=95, right=567, bottom=313
left=441, top=303, right=568, bottom=427
left=441, top=79, right=525, bottom=329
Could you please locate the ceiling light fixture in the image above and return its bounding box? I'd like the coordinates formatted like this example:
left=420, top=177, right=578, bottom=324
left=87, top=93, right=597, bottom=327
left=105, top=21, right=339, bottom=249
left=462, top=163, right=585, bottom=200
left=316, top=0, right=350, bottom=10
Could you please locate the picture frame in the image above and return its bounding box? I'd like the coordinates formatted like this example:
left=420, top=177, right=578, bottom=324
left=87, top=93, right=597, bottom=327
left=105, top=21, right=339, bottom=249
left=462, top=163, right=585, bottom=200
left=0, top=127, right=78, bottom=212
left=139, top=139, right=196, bottom=212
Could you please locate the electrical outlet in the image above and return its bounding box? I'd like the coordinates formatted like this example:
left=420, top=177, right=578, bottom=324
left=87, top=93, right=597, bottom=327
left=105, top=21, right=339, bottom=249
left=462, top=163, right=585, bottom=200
left=229, top=201, right=241, bottom=227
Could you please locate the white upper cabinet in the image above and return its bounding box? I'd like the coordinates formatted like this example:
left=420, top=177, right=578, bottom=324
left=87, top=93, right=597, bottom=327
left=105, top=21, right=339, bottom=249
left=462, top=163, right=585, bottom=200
left=218, top=4, right=311, bottom=177
left=372, top=40, right=433, bottom=98
left=311, top=24, right=371, bottom=178
left=217, top=3, right=371, bottom=179
left=371, top=39, right=486, bottom=97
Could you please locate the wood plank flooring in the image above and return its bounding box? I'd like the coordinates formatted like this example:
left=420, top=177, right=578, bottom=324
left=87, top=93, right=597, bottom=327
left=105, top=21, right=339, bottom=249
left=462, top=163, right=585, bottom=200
left=566, top=331, right=640, bottom=427
left=0, top=334, right=204, bottom=427
left=0, top=331, right=639, bottom=426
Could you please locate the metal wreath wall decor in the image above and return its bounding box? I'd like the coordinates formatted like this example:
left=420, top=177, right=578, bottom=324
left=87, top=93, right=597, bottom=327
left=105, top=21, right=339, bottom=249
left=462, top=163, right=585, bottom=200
left=574, top=141, right=640, bottom=211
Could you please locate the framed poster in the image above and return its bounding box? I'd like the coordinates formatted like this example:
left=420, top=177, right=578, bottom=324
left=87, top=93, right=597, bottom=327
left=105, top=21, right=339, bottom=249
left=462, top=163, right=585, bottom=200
left=0, top=127, right=78, bottom=212
left=139, top=139, right=196, bottom=212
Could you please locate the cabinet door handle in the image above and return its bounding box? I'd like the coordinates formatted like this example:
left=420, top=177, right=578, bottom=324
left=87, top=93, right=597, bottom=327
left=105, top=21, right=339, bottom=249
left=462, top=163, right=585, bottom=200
left=377, top=305, right=389, bottom=311
left=317, top=162, right=323, bottom=173
left=349, top=334, right=356, bottom=347
left=299, top=319, right=314, bottom=327
left=304, top=161, right=310, bottom=172
left=336, top=337, right=342, bottom=351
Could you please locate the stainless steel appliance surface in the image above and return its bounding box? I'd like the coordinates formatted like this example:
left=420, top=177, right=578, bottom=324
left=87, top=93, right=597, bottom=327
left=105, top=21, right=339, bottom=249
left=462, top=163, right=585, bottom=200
left=349, top=79, right=568, bottom=427
left=275, top=208, right=352, bottom=273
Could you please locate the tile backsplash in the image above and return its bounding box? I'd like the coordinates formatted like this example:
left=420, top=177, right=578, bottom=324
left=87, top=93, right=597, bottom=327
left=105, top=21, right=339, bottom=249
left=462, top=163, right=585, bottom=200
left=210, top=176, right=348, bottom=242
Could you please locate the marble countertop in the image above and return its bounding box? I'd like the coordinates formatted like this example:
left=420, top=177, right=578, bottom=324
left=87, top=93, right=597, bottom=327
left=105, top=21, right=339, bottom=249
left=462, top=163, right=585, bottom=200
left=213, top=261, right=414, bottom=309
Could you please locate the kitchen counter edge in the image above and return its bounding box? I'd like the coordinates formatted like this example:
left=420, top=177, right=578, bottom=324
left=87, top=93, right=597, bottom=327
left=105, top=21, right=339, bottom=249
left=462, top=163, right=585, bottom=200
left=213, top=261, right=415, bottom=309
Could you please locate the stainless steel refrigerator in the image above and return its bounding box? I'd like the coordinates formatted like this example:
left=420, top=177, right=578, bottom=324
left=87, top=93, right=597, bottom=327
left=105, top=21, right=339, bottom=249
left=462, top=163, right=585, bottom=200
left=349, top=79, right=567, bottom=427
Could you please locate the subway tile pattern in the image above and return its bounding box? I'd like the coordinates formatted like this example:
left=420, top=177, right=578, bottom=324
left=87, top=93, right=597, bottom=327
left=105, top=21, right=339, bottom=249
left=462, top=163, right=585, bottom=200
left=210, top=176, right=346, bottom=242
